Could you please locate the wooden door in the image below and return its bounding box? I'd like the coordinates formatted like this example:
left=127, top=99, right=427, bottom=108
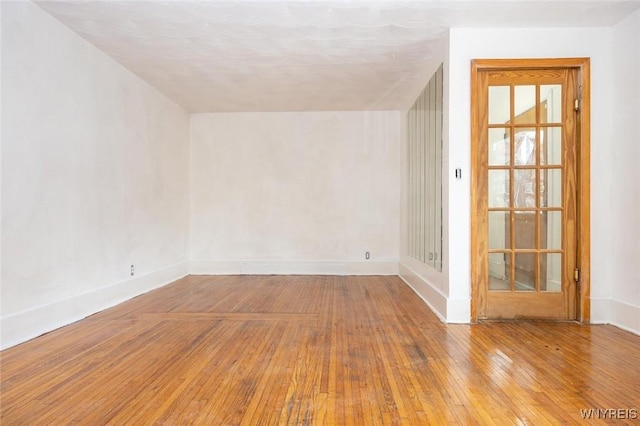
left=471, top=59, right=590, bottom=321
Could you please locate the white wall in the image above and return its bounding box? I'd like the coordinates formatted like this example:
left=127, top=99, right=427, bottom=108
left=0, top=0, right=3, bottom=332
left=438, top=26, right=618, bottom=324
left=611, top=9, right=640, bottom=334
left=190, top=111, right=401, bottom=275
left=1, top=2, right=190, bottom=349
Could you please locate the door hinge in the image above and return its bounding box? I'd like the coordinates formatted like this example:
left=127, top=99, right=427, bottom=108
left=574, top=268, right=580, bottom=282
left=574, top=98, right=580, bottom=112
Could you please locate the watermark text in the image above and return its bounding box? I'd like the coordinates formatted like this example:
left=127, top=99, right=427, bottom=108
left=580, top=408, right=638, bottom=420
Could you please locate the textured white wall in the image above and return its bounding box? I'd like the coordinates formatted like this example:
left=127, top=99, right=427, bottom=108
left=1, top=2, right=190, bottom=349
left=611, top=9, right=640, bottom=334
left=446, top=26, right=617, bottom=324
left=0, top=0, right=3, bottom=330
left=189, top=111, right=401, bottom=275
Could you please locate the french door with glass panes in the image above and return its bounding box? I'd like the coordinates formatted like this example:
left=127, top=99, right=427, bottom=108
left=471, top=61, right=588, bottom=320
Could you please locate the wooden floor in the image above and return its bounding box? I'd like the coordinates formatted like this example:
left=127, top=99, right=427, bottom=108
left=1, top=276, right=639, bottom=425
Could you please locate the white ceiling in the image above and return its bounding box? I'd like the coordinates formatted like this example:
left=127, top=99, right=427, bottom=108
left=35, top=0, right=640, bottom=112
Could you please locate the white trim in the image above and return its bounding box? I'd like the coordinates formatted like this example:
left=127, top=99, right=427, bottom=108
left=399, top=262, right=447, bottom=322
left=609, top=299, right=640, bottom=336
left=189, top=260, right=399, bottom=276
left=589, top=297, right=611, bottom=324
left=0, top=261, right=189, bottom=350
left=446, top=297, right=471, bottom=323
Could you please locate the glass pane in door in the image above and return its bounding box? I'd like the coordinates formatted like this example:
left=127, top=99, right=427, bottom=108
left=489, top=86, right=510, bottom=124
left=514, top=129, right=536, bottom=165
left=514, top=85, right=536, bottom=125
left=540, top=211, right=562, bottom=250
left=541, top=253, right=562, bottom=292
left=540, top=85, right=562, bottom=123
left=488, top=211, right=510, bottom=249
left=514, top=253, right=536, bottom=291
left=514, top=212, right=536, bottom=249
left=540, top=127, right=562, bottom=165
left=488, top=128, right=510, bottom=166
left=489, top=170, right=510, bottom=208
left=489, top=252, right=511, bottom=290
left=513, top=169, right=536, bottom=208
left=541, top=169, right=562, bottom=207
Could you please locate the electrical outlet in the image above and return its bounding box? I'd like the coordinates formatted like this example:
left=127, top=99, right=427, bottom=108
left=130, top=265, right=135, bottom=276
left=365, top=251, right=370, bottom=260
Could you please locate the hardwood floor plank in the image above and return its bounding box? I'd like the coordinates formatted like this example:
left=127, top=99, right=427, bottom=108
left=134, top=312, right=319, bottom=322
left=2, top=275, right=639, bottom=425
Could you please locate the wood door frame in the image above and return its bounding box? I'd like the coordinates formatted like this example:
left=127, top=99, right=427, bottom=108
left=470, top=58, right=591, bottom=323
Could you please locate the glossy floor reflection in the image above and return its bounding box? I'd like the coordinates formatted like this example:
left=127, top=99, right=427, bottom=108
left=1, top=275, right=638, bottom=424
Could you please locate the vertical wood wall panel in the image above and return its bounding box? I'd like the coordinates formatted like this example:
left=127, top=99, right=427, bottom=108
left=407, top=65, right=443, bottom=270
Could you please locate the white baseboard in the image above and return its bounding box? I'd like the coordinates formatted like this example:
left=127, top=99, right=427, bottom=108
left=580, top=297, right=639, bottom=336
left=189, top=260, right=399, bottom=276
left=589, top=297, right=611, bottom=324
left=0, top=261, right=189, bottom=350
left=609, top=299, right=640, bottom=336
left=446, top=298, right=471, bottom=323
left=399, top=262, right=447, bottom=322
